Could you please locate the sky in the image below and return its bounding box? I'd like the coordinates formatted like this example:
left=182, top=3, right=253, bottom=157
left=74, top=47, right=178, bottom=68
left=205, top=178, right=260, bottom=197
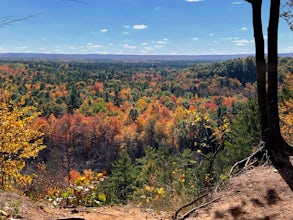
left=0, top=0, right=292, bottom=55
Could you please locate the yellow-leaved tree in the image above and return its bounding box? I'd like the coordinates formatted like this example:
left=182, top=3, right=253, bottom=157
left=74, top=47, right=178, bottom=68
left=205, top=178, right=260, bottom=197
left=280, top=73, right=293, bottom=145
left=0, top=88, right=46, bottom=191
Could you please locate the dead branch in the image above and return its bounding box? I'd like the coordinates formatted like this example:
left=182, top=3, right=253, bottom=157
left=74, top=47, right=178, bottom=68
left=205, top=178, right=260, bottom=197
left=0, top=210, right=8, bottom=217
left=177, top=197, right=221, bottom=220
left=229, top=142, right=266, bottom=178
left=0, top=15, right=36, bottom=28
left=172, top=191, right=210, bottom=219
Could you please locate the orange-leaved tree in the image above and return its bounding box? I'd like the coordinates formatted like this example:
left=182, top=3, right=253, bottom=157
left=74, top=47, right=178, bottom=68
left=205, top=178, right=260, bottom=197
left=0, top=89, right=46, bottom=191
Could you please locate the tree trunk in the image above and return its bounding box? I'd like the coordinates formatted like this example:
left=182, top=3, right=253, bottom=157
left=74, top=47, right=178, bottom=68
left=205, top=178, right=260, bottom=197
left=246, top=0, right=293, bottom=191
left=267, top=0, right=281, bottom=143
left=246, top=0, right=268, bottom=142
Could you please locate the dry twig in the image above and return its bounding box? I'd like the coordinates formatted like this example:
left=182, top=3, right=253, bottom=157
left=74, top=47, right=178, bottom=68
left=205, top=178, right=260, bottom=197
left=229, top=142, right=266, bottom=178
left=177, top=197, right=221, bottom=220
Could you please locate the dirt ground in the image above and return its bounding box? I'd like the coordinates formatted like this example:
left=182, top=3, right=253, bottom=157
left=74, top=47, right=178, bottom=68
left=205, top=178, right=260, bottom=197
left=188, top=166, right=293, bottom=220
left=1, top=165, right=293, bottom=220
left=0, top=192, right=169, bottom=220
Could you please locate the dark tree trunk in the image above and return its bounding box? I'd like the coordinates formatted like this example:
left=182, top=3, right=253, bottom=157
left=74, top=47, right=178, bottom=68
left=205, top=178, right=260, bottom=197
left=267, top=0, right=281, bottom=143
left=246, top=0, right=293, bottom=191
left=248, top=0, right=268, bottom=142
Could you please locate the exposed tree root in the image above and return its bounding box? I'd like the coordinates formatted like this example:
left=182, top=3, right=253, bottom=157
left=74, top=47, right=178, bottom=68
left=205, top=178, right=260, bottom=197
left=270, top=139, right=293, bottom=192
left=177, top=197, right=220, bottom=220
left=172, top=191, right=210, bottom=219
left=172, top=190, right=220, bottom=220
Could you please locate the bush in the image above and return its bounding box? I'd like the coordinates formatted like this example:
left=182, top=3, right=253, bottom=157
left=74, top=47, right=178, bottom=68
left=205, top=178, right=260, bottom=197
left=214, top=99, right=260, bottom=178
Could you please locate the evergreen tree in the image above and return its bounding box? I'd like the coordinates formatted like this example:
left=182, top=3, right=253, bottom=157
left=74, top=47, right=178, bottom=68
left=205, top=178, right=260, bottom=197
left=214, top=99, right=260, bottom=176
left=67, top=86, right=82, bottom=114
left=103, top=148, right=137, bottom=204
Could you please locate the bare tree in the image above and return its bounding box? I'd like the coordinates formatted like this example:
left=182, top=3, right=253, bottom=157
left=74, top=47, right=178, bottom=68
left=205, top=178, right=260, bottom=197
left=281, top=0, right=293, bottom=30
left=245, top=0, right=293, bottom=190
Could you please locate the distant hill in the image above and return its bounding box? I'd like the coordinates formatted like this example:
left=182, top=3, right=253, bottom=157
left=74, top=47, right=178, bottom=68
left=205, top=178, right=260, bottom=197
left=0, top=53, right=291, bottom=62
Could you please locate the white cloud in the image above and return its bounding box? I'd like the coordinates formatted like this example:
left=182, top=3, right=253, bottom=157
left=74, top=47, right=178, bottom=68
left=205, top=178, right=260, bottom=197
left=123, top=25, right=130, bottom=28
left=123, top=44, right=136, bottom=49
left=100, top=29, right=108, bottom=32
left=87, top=42, right=102, bottom=49
left=232, top=1, right=242, bottom=4
left=142, top=47, right=153, bottom=51
left=123, top=32, right=129, bottom=35
left=16, top=46, right=29, bottom=50
left=209, top=33, right=214, bottom=36
left=221, top=37, right=233, bottom=40
left=184, top=0, right=203, bottom=2
left=192, top=37, right=199, bottom=40
left=233, top=39, right=250, bottom=46
left=241, top=27, right=247, bottom=31
left=157, top=40, right=167, bottom=44
left=287, top=46, right=293, bottom=51
left=133, top=24, right=148, bottom=30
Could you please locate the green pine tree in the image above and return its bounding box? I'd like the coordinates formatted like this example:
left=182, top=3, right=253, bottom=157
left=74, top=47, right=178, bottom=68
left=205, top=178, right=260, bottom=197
left=103, top=148, right=137, bottom=204
left=67, top=86, right=82, bottom=114
left=214, top=99, right=260, bottom=178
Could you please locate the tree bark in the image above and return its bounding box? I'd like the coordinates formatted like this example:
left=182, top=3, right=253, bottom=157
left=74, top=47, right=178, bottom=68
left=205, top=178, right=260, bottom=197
left=246, top=0, right=268, bottom=142
left=267, top=0, right=281, bottom=143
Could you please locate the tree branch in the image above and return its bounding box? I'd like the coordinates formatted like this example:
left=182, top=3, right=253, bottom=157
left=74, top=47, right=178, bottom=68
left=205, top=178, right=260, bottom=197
left=173, top=191, right=209, bottom=219
left=0, top=15, right=36, bottom=28
left=229, top=142, right=266, bottom=177
left=177, top=197, right=221, bottom=220
left=245, top=0, right=254, bottom=4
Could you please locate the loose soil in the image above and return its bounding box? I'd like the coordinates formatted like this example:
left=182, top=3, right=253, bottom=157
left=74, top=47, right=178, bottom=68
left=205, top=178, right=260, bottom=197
left=187, top=166, right=293, bottom=220
left=1, top=165, right=293, bottom=220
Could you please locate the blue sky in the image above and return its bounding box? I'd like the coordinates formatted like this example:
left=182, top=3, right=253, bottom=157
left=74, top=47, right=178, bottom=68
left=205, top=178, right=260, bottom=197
left=0, top=0, right=292, bottom=55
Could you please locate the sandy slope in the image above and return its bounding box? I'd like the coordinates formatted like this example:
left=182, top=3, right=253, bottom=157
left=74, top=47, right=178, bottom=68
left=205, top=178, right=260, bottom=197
left=191, top=166, right=293, bottom=220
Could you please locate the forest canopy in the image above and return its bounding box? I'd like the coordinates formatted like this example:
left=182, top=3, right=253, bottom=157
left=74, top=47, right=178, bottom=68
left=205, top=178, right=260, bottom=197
left=0, top=57, right=292, bottom=208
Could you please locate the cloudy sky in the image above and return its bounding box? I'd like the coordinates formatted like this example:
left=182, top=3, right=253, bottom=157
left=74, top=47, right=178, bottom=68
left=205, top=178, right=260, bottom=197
left=0, top=0, right=292, bottom=55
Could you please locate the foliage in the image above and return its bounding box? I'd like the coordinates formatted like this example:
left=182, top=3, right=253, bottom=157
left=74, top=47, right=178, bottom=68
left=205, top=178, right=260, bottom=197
left=280, top=73, right=293, bottom=145
left=46, top=169, right=107, bottom=207
left=0, top=89, right=46, bottom=191
left=102, top=148, right=137, bottom=204
left=132, top=147, right=200, bottom=210
left=214, top=99, right=260, bottom=177
left=0, top=58, right=291, bottom=210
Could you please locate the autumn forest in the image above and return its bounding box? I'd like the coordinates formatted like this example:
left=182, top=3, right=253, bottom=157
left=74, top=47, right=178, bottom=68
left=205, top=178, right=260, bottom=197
left=0, top=57, right=292, bottom=210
